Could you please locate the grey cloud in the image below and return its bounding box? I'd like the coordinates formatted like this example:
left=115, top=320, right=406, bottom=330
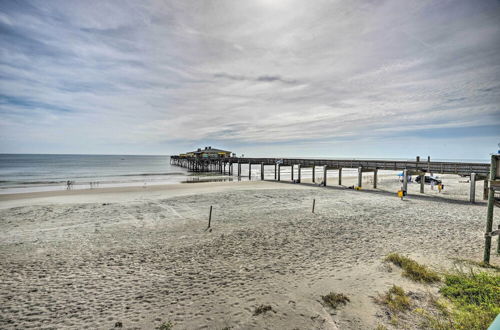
left=214, top=72, right=298, bottom=84
left=0, top=0, right=499, bottom=155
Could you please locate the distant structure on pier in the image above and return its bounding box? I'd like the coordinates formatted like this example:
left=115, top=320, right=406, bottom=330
left=179, top=146, right=233, bottom=158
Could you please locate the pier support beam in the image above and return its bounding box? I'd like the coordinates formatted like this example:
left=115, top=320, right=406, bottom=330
left=483, top=180, right=489, bottom=200
left=261, top=163, right=264, bottom=180
left=470, top=173, right=476, bottom=203
left=373, top=168, right=378, bottom=189
left=419, top=174, right=425, bottom=193
left=323, top=165, right=327, bottom=186
left=357, top=167, right=363, bottom=188
left=277, top=164, right=281, bottom=181
left=312, top=166, right=315, bottom=183
left=338, top=168, right=342, bottom=185
left=403, top=169, right=408, bottom=192
left=297, top=164, right=301, bottom=183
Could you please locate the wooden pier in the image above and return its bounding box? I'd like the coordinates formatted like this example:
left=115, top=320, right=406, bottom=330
left=170, top=156, right=491, bottom=202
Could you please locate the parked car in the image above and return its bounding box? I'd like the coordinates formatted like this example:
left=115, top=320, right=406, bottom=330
left=415, top=175, right=442, bottom=184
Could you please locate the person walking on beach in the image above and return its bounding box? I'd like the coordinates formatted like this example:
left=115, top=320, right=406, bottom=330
left=431, top=180, right=435, bottom=190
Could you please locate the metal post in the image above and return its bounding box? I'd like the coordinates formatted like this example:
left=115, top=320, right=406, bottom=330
left=277, top=164, right=281, bottom=181
left=338, top=168, right=342, bottom=185
left=373, top=168, right=378, bottom=189
left=483, top=155, right=497, bottom=264
left=297, top=164, right=301, bottom=183
left=403, top=169, right=408, bottom=192
left=323, top=165, right=327, bottom=186
left=261, top=163, right=264, bottom=180
left=470, top=173, right=476, bottom=203
left=357, top=167, right=362, bottom=188
left=419, top=174, right=425, bottom=193
left=312, top=166, right=315, bottom=183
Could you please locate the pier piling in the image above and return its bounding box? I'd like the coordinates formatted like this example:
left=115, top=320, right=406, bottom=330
left=470, top=172, right=476, bottom=203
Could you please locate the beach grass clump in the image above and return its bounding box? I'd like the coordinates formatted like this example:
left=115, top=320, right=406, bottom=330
left=158, top=320, right=174, bottom=330
left=253, top=304, right=274, bottom=315
left=321, top=292, right=350, bottom=309
left=385, top=253, right=440, bottom=283
left=376, top=285, right=411, bottom=313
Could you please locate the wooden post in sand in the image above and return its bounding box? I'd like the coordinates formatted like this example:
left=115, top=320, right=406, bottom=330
left=373, top=168, right=378, bottom=189
left=297, top=164, right=301, bottom=183
left=291, top=164, right=294, bottom=182
left=419, top=174, right=425, bottom=193
left=357, top=167, right=363, bottom=188
left=277, top=164, right=281, bottom=181
left=208, top=205, right=212, bottom=229
left=323, top=165, right=327, bottom=186
left=248, top=162, right=251, bottom=180
left=238, top=162, right=241, bottom=177
left=261, top=163, right=264, bottom=180
left=483, top=155, right=498, bottom=264
left=470, top=172, right=476, bottom=203
left=312, top=199, right=316, bottom=213
left=338, top=168, right=342, bottom=185
left=312, top=166, right=315, bottom=183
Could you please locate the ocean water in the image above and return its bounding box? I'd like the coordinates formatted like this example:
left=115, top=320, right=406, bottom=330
left=0, top=154, right=193, bottom=194
left=0, top=154, right=488, bottom=194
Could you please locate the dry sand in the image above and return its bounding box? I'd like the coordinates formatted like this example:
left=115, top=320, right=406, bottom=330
left=0, top=174, right=498, bottom=329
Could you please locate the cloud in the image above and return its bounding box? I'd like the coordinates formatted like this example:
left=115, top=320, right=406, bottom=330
left=0, top=0, right=499, bottom=156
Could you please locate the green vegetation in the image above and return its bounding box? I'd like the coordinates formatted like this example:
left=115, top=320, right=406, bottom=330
left=427, top=271, right=500, bottom=329
left=385, top=253, right=440, bottom=283
left=253, top=304, right=274, bottom=315
left=158, top=320, right=174, bottom=330
left=376, top=285, right=411, bottom=313
left=321, top=292, right=350, bottom=309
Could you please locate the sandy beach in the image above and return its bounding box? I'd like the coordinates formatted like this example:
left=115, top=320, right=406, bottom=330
left=1, top=175, right=498, bottom=329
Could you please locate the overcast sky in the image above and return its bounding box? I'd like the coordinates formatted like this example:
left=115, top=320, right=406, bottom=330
left=1, top=0, right=499, bottom=159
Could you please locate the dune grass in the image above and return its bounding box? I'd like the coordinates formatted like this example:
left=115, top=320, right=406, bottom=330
left=385, top=253, right=440, bottom=283
left=376, top=285, right=411, bottom=313
left=253, top=304, right=274, bottom=315
left=321, top=292, right=350, bottom=309
left=432, top=270, right=500, bottom=329
left=382, top=254, right=499, bottom=329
